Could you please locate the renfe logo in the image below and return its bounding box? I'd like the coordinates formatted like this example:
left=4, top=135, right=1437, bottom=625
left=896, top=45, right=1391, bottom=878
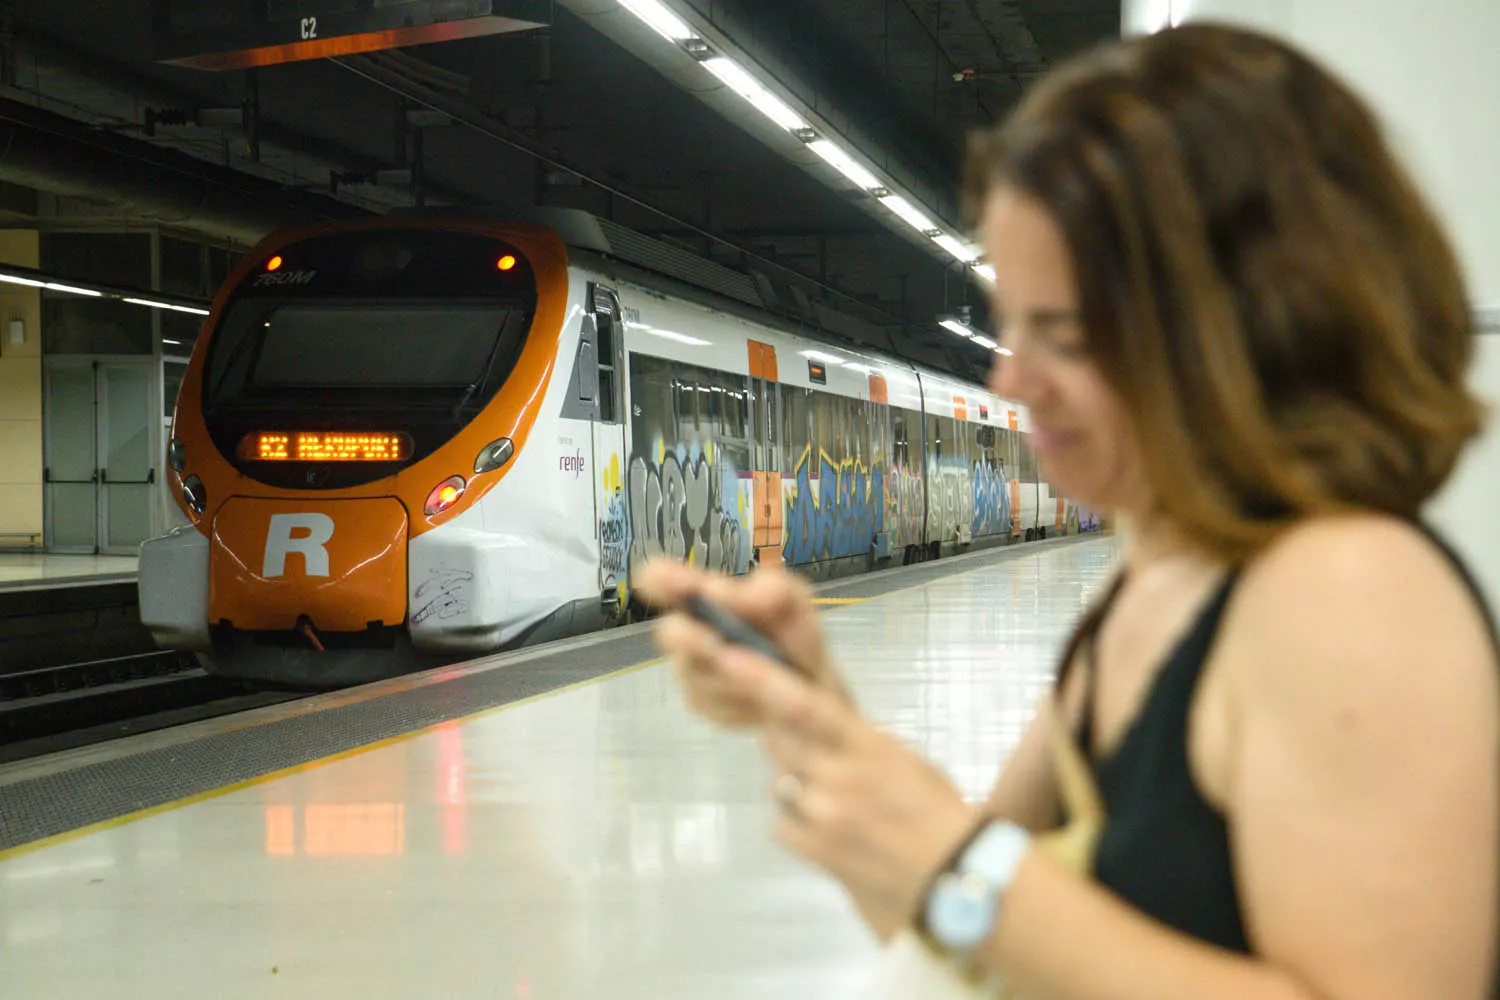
left=560, top=451, right=586, bottom=479
left=263, top=513, right=335, bottom=578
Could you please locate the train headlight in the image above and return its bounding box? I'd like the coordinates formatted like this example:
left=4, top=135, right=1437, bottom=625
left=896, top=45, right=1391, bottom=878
left=167, top=437, right=186, bottom=473
left=181, top=474, right=207, bottom=516
left=474, top=438, right=514, bottom=475
left=424, top=475, right=467, bottom=516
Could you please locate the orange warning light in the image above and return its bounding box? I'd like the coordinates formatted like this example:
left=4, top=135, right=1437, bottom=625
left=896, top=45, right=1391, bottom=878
left=267, top=256, right=284, bottom=272
left=497, top=255, right=517, bottom=271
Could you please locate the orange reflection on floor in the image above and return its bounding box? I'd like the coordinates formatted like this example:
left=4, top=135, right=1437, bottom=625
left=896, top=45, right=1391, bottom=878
left=265, top=804, right=295, bottom=857
left=263, top=804, right=406, bottom=856
left=305, top=804, right=405, bottom=856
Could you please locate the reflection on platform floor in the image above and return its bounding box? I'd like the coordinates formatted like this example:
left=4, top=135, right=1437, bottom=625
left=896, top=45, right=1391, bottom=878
left=0, top=538, right=1117, bottom=999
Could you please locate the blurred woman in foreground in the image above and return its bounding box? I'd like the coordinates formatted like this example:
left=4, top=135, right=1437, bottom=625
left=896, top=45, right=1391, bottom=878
left=639, top=22, right=1498, bottom=1000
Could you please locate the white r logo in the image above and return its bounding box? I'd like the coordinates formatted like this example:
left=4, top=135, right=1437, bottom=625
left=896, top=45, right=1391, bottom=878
left=263, top=513, right=335, bottom=578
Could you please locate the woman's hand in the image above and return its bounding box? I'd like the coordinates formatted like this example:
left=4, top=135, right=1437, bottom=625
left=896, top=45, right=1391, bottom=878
left=634, top=558, right=847, bottom=728
left=725, top=644, right=981, bottom=935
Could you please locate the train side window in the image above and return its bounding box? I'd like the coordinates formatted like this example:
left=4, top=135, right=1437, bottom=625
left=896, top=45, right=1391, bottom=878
left=596, top=317, right=617, bottom=423
left=782, top=386, right=811, bottom=475
left=893, top=416, right=908, bottom=468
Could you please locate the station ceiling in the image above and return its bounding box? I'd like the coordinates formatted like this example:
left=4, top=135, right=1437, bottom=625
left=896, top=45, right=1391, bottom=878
left=0, top=0, right=1119, bottom=382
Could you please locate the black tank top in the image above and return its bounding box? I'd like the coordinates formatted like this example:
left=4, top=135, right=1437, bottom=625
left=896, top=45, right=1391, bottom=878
left=1066, top=523, right=1499, bottom=961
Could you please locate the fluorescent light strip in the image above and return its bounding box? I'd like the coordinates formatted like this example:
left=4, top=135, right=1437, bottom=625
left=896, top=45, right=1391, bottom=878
left=703, top=57, right=808, bottom=131
left=124, top=297, right=211, bottom=317
left=972, top=264, right=997, bottom=284
left=0, top=272, right=103, bottom=297
left=617, top=0, right=696, bottom=41
left=940, top=319, right=975, bottom=339
left=935, top=235, right=980, bottom=263
left=807, top=140, right=881, bottom=190
left=614, top=1, right=999, bottom=292
left=47, top=282, right=104, bottom=297
left=881, top=195, right=936, bottom=233
left=970, top=334, right=999, bottom=350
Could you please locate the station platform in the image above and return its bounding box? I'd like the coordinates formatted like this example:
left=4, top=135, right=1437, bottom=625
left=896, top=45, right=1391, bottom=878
left=0, top=552, right=138, bottom=592
left=0, top=535, right=1116, bottom=998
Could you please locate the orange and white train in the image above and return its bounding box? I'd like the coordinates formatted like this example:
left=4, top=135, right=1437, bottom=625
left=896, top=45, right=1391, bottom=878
left=138, top=211, right=1098, bottom=686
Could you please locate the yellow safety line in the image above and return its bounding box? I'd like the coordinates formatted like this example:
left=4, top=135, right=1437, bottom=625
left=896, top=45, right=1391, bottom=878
left=0, top=536, right=1106, bottom=864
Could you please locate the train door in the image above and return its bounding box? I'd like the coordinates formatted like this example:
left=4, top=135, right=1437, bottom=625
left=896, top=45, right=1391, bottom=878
left=588, top=284, right=630, bottom=616
left=747, top=340, right=782, bottom=567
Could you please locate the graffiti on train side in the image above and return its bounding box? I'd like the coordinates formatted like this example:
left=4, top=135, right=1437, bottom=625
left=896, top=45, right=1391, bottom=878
left=972, top=461, right=1011, bottom=537
left=886, top=464, right=924, bottom=547
left=598, top=453, right=631, bottom=614
left=926, top=462, right=971, bottom=539
left=782, top=446, right=887, bottom=566
left=628, top=438, right=751, bottom=574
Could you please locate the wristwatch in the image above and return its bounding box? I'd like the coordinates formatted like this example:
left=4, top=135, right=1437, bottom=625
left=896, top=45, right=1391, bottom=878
left=920, top=819, right=1032, bottom=957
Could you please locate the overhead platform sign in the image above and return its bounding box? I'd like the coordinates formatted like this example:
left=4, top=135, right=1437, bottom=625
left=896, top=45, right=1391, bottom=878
left=153, top=0, right=550, bottom=70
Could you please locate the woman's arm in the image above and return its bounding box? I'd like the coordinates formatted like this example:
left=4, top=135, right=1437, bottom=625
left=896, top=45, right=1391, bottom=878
left=964, top=517, right=1499, bottom=1000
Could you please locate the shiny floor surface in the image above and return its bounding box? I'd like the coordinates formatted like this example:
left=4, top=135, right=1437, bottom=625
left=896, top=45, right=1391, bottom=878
left=0, top=552, right=138, bottom=588
left=0, top=539, right=1117, bottom=999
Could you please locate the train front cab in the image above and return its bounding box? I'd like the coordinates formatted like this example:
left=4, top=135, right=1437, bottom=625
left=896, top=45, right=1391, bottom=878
left=139, top=220, right=575, bottom=686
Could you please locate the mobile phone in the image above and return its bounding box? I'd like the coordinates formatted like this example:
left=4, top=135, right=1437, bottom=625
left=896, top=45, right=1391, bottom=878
left=681, top=594, right=805, bottom=675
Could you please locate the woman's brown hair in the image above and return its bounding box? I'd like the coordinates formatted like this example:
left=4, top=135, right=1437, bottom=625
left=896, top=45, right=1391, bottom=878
left=965, top=23, right=1484, bottom=561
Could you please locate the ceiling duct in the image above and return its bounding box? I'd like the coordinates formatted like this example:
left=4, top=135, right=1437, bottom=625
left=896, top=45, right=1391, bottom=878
left=0, top=99, right=366, bottom=243
left=534, top=207, right=763, bottom=308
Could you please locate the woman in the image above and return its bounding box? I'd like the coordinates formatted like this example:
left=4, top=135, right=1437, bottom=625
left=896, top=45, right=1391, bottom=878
left=637, top=22, right=1499, bottom=1000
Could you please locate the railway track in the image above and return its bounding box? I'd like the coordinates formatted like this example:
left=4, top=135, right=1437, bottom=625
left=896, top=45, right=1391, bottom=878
left=0, top=651, right=300, bottom=764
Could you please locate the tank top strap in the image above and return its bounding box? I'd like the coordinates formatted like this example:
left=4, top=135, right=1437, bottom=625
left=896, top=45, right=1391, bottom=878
left=1071, top=568, right=1242, bottom=759
left=1409, top=520, right=1500, bottom=652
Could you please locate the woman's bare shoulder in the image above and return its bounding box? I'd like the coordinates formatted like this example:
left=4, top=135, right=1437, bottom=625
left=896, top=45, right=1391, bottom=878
left=1224, top=512, right=1497, bottom=722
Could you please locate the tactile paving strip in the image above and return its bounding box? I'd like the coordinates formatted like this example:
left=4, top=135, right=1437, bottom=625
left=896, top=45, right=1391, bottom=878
left=0, top=534, right=1103, bottom=853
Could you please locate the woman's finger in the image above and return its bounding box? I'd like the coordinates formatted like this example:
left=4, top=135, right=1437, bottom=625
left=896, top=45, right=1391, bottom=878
left=654, top=611, right=725, bottom=666
left=633, top=558, right=710, bottom=611
left=726, top=648, right=851, bottom=747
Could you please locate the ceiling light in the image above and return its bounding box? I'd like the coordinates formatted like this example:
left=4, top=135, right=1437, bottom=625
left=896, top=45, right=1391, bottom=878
left=935, top=235, right=980, bottom=263
left=125, top=297, right=212, bottom=316
left=0, top=273, right=46, bottom=289
left=808, top=140, right=881, bottom=191
left=970, top=334, right=999, bottom=350
left=881, top=195, right=936, bottom=233
left=940, top=319, right=975, bottom=339
left=617, top=0, right=696, bottom=41
left=996, top=346, right=1014, bottom=356
left=45, top=281, right=103, bottom=298
left=972, top=263, right=997, bottom=284
left=702, top=57, right=809, bottom=131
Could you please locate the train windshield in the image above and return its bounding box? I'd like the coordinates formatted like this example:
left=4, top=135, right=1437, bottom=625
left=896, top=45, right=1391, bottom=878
left=197, top=226, right=541, bottom=488
left=206, top=300, right=531, bottom=403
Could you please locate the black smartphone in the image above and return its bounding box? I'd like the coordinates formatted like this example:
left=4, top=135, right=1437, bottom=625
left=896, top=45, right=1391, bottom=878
left=680, top=594, right=806, bottom=675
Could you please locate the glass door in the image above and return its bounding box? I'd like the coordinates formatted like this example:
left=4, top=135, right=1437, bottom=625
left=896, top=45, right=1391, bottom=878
left=99, top=363, right=156, bottom=553
left=43, top=361, right=98, bottom=553
left=44, top=358, right=159, bottom=554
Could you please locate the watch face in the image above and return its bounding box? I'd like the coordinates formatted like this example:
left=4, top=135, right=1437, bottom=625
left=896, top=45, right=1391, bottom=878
left=925, top=872, right=997, bottom=951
